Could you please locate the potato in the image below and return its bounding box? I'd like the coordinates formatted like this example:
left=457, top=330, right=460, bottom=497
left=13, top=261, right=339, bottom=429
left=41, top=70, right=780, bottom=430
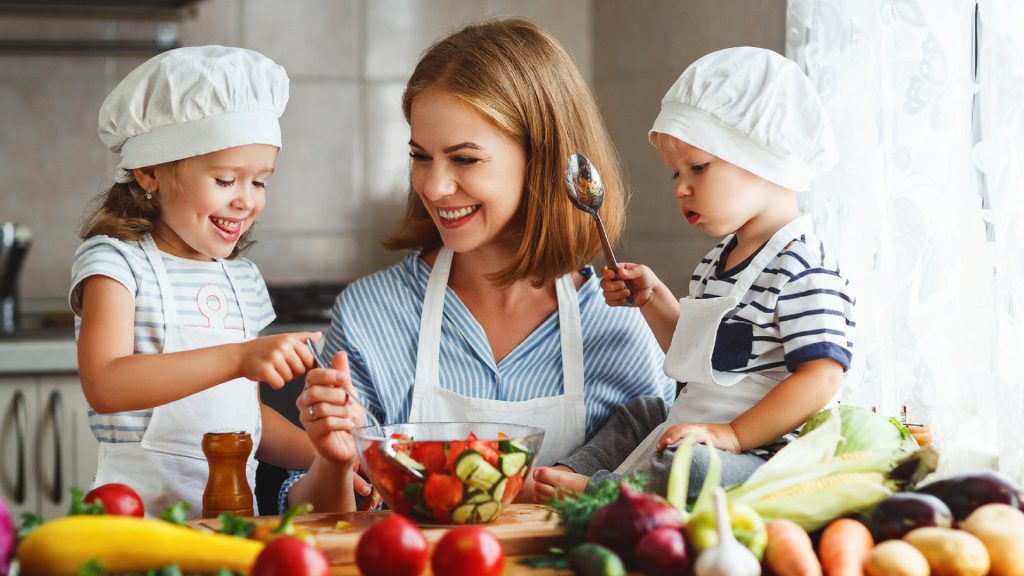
left=904, top=527, right=989, bottom=576
left=865, top=540, right=930, bottom=576
left=961, top=503, right=1024, bottom=576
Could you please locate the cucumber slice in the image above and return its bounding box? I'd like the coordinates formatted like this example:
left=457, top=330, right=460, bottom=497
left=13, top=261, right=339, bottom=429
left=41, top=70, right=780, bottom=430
left=465, top=491, right=492, bottom=505
left=498, top=438, right=531, bottom=454
left=498, top=452, right=527, bottom=477
left=491, top=478, right=508, bottom=500
left=404, top=482, right=424, bottom=504
left=392, top=450, right=425, bottom=472
left=476, top=500, right=501, bottom=522
left=451, top=502, right=476, bottom=524
left=454, top=450, right=502, bottom=491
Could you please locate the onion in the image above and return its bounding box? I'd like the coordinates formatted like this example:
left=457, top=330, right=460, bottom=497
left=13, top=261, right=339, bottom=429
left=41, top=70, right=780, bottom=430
left=1, top=496, right=13, bottom=576
left=586, top=482, right=682, bottom=567
left=634, top=526, right=691, bottom=576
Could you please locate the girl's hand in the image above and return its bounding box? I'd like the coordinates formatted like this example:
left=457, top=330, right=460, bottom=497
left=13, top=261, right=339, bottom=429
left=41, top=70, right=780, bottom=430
left=600, top=263, right=659, bottom=307
left=297, top=351, right=364, bottom=468
left=239, top=331, right=320, bottom=389
left=657, top=422, right=741, bottom=454
left=530, top=465, right=590, bottom=502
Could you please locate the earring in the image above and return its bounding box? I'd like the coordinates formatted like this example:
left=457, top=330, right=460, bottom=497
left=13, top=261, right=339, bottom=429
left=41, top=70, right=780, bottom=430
left=145, top=189, right=153, bottom=200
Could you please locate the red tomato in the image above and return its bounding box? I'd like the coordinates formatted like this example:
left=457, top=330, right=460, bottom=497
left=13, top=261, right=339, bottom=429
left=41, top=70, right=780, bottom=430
left=251, top=535, right=328, bottom=576
left=445, top=440, right=469, bottom=472
left=431, top=526, right=504, bottom=576
left=356, top=514, right=428, bottom=576
left=423, top=473, right=464, bottom=522
left=469, top=440, right=500, bottom=466
left=501, top=474, right=523, bottom=505
left=409, top=441, right=446, bottom=473
left=84, top=483, right=144, bottom=517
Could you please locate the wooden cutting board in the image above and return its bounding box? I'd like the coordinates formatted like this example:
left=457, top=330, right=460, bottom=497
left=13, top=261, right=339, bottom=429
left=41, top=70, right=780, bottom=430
left=192, top=504, right=563, bottom=565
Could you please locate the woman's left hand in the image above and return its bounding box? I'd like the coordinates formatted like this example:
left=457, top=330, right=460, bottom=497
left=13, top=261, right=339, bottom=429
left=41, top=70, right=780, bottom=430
left=297, top=351, right=364, bottom=466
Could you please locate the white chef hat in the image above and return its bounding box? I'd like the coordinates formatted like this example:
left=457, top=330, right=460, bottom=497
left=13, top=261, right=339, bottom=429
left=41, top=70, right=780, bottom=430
left=650, top=46, right=837, bottom=191
left=98, top=45, right=289, bottom=184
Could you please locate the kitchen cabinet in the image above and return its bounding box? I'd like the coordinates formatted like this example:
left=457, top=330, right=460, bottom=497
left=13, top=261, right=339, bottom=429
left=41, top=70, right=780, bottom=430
left=0, top=375, right=98, bottom=520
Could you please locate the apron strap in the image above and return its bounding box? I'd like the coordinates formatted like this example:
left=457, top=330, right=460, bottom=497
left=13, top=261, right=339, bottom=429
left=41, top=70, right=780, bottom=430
left=413, top=247, right=453, bottom=391
left=555, top=273, right=585, bottom=397
left=140, top=233, right=178, bottom=328
left=219, top=259, right=252, bottom=338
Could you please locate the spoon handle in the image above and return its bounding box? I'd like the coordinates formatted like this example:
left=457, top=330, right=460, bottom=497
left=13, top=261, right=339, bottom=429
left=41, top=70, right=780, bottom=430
left=305, top=338, right=380, bottom=426
left=592, top=214, right=636, bottom=307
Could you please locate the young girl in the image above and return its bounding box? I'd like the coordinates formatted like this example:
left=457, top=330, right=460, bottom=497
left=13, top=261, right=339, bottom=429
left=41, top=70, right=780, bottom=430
left=72, top=45, right=362, bottom=517
left=534, top=46, right=855, bottom=500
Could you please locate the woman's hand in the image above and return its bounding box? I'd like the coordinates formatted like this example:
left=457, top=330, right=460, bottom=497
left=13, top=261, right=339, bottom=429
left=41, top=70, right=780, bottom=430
left=239, top=331, right=320, bottom=388
left=600, top=264, right=659, bottom=307
left=298, top=351, right=364, bottom=467
left=657, top=422, right=741, bottom=454
left=530, top=465, right=590, bottom=502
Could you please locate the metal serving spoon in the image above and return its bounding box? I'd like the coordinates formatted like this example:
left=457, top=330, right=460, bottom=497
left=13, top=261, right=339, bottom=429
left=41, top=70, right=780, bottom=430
left=565, top=153, right=635, bottom=306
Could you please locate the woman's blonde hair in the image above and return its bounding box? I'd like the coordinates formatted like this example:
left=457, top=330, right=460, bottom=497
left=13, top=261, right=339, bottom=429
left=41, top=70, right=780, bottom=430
left=384, top=18, right=625, bottom=287
left=80, top=163, right=253, bottom=259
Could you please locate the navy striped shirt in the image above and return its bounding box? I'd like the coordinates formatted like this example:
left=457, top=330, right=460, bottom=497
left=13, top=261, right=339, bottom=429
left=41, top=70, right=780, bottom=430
left=70, top=235, right=276, bottom=444
left=693, top=232, right=855, bottom=375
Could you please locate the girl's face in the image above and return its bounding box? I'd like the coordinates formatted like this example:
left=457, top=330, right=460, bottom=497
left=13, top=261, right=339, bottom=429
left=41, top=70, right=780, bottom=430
left=408, top=88, right=527, bottom=255
left=148, top=144, right=278, bottom=260
left=655, top=133, right=778, bottom=238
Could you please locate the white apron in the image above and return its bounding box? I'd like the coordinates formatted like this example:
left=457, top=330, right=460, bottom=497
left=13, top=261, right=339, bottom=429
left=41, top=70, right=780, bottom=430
left=615, top=216, right=813, bottom=474
left=92, top=234, right=262, bottom=518
left=407, top=247, right=586, bottom=467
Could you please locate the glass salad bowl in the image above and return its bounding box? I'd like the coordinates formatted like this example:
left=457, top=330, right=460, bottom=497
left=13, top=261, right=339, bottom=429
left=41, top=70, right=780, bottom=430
left=354, top=422, right=544, bottom=524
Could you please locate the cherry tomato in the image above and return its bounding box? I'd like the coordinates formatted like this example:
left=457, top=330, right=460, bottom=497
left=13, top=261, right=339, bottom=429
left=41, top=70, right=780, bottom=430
left=251, top=535, right=328, bottom=576
left=84, top=483, right=144, bottom=517
left=431, top=526, right=504, bottom=576
left=356, top=514, right=428, bottom=576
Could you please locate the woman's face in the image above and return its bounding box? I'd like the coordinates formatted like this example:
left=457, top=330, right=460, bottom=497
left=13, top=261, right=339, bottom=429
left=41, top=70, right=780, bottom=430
left=147, top=144, right=277, bottom=260
left=408, top=88, right=527, bottom=255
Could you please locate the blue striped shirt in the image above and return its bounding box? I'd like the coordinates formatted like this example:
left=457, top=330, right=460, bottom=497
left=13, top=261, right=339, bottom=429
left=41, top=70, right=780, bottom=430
left=70, top=235, right=276, bottom=444
left=280, top=252, right=675, bottom=511
left=693, top=231, right=855, bottom=375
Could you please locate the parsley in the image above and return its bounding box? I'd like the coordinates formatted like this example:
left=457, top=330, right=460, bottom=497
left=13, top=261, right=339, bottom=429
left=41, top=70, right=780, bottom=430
left=547, top=473, right=647, bottom=549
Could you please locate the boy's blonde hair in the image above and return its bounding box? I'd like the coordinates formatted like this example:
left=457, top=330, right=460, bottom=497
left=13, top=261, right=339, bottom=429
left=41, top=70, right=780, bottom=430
left=384, top=18, right=625, bottom=287
left=80, top=163, right=254, bottom=259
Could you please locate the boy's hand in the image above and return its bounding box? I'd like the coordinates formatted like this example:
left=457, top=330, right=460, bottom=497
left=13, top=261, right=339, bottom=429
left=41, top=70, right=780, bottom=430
left=601, top=263, right=658, bottom=307
left=657, top=422, right=741, bottom=454
left=530, top=465, right=590, bottom=502
left=239, top=331, right=320, bottom=388
left=298, top=351, right=364, bottom=469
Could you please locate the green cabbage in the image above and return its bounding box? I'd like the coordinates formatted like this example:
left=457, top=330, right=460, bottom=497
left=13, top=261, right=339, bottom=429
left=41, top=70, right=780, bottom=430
left=800, top=405, right=918, bottom=457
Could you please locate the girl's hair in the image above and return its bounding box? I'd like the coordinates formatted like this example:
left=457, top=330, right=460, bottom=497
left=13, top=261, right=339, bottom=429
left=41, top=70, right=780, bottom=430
left=385, top=18, right=626, bottom=287
left=80, top=164, right=253, bottom=259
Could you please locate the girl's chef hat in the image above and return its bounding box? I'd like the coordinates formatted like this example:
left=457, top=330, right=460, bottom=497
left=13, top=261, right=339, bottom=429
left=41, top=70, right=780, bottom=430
left=650, top=46, right=837, bottom=191
left=98, top=45, right=289, bottom=183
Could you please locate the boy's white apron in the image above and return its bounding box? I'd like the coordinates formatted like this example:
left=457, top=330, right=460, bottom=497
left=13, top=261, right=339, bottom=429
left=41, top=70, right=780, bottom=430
left=92, top=234, right=261, bottom=518
left=408, top=247, right=586, bottom=467
left=615, top=216, right=813, bottom=474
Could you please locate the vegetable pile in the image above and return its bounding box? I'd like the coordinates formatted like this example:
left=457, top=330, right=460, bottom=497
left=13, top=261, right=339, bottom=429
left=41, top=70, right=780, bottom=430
left=361, top=430, right=535, bottom=524
left=540, top=405, right=1024, bottom=576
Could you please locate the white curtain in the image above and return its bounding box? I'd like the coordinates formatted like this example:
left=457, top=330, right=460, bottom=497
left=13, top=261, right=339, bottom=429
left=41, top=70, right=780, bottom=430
left=786, top=0, right=1024, bottom=481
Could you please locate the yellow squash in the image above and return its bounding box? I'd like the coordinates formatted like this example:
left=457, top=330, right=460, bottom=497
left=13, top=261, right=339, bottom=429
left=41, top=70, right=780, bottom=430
left=17, top=514, right=264, bottom=575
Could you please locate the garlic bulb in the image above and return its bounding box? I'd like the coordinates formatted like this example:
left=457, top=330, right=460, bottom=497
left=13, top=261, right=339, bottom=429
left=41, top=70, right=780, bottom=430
left=694, top=488, right=761, bottom=576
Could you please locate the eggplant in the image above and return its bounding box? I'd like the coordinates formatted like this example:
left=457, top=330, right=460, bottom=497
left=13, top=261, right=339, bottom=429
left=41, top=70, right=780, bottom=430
left=869, top=493, right=953, bottom=542
left=915, top=471, right=1021, bottom=522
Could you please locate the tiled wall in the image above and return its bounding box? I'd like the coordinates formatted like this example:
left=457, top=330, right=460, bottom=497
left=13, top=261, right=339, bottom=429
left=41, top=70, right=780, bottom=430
left=0, top=0, right=590, bottom=301
left=0, top=0, right=784, bottom=302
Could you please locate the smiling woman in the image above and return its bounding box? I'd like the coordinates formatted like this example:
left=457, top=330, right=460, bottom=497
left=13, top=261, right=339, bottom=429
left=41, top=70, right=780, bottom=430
left=281, top=18, right=675, bottom=514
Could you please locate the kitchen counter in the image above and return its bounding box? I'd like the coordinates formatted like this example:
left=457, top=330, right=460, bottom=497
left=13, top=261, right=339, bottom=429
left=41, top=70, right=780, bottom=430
left=0, top=328, right=77, bottom=374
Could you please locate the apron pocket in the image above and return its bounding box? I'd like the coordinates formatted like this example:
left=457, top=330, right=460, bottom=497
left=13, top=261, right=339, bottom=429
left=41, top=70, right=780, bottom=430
left=712, top=321, right=753, bottom=371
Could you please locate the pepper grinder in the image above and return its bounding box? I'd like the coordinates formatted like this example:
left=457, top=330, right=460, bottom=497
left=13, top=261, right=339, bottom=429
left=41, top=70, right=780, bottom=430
left=202, top=431, right=254, bottom=518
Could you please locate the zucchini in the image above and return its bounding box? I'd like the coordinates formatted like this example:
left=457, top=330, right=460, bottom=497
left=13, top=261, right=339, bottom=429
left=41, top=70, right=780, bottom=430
left=499, top=452, right=528, bottom=477
left=454, top=449, right=502, bottom=491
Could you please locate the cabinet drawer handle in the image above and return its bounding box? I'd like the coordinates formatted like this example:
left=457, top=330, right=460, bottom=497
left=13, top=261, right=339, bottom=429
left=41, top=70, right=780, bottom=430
left=13, top=389, right=26, bottom=505
left=49, top=390, right=64, bottom=504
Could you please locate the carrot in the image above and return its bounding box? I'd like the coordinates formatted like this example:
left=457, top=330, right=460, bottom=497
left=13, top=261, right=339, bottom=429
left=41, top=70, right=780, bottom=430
left=819, top=518, right=874, bottom=576
left=765, top=519, right=823, bottom=576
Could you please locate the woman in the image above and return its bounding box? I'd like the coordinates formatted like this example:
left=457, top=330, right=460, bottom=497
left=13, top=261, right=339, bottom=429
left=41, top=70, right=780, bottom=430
left=285, top=19, right=674, bottom=511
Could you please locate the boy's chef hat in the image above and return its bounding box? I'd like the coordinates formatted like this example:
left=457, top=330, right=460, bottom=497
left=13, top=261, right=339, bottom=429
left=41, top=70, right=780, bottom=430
left=98, top=45, right=289, bottom=183
left=650, top=46, right=837, bottom=191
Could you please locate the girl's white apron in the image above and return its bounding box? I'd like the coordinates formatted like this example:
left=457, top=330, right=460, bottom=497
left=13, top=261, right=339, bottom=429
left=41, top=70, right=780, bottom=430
left=615, top=216, right=813, bottom=474
left=407, top=247, right=586, bottom=466
left=92, top=234, right=261, bottom=518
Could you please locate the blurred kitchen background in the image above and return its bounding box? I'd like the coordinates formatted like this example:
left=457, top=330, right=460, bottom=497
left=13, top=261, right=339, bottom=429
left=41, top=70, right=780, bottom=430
left=0, top=0, right=784, bottom=319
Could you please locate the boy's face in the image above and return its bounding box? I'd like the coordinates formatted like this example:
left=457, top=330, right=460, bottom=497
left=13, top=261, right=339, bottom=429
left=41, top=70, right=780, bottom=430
left=148, top=144, right=278, bottom=260
left=654, top=133, right=779, bottom=238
